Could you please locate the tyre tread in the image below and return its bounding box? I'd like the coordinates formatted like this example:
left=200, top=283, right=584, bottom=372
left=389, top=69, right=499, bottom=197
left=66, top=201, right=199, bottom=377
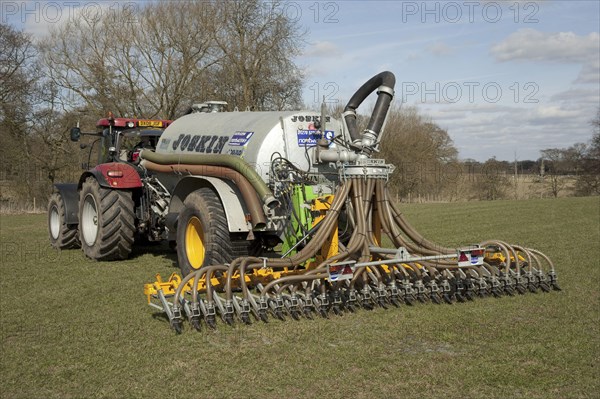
left=177, top=187, right=260, bottom=275
left=79, top=177, right=135, bottom=261
left=48, top=191, right=80, bottom=249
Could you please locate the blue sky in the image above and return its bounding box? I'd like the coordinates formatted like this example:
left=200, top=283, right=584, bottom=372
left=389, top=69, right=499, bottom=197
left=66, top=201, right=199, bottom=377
left=3, top=0, right=599, bottom=161
left=296, top=0, right=600, bottom=161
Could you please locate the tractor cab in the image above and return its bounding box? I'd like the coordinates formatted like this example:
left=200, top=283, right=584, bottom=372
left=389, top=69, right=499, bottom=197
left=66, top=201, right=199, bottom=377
left=70, top=116, right=172, bottom=168
left=118, top=128, right=164, bottom=163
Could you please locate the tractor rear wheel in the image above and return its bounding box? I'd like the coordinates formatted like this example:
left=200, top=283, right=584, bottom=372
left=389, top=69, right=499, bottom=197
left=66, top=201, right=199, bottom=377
left=48, top=191, right=80, bottom=249
left=78, top=177, right=135, bottom=260
left=177, top=187, right=256, bottom=276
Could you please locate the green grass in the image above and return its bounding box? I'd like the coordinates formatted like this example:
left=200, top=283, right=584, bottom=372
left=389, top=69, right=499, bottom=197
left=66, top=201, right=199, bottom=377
left=1, top=197, right=598, bottom=399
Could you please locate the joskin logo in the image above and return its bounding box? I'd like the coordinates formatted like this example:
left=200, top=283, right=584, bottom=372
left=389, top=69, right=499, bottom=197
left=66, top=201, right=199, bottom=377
left=297, top=130, right=334, bottom=147
left=171, top=134, right=229, bottom=153
left=228, top=131, right=254, bottom=146
left=290, top=115, right=331, bottom=123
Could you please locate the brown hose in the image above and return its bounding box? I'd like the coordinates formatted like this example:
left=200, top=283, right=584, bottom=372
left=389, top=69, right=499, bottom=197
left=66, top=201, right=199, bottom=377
left=386, top=188, right=454, bottom=255
left=266, top=274, right=329, bottom=296
left=527, top=248, right=554, bottom=272
left=174, top=266, right=208, bottom=311
left=262, top=178, right=369, bottom=293
left=480, top=240, right=512, bottom=275
left=377, top=181, right=441, bottom=256
left=169, top=173, right=555, bottom=320
left=142, top=160, right=267, bottom=229
left=204, top=265, right=230, bottom=302
left=224, top=181, right=353, bottom=301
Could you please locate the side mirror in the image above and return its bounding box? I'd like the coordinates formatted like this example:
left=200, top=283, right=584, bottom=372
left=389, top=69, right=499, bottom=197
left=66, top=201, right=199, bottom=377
left=70, top=127, right=81, bottom=142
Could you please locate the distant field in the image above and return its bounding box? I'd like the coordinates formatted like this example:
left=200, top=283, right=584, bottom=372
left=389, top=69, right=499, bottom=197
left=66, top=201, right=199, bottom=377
left=0, top=197, right=598, bottom=399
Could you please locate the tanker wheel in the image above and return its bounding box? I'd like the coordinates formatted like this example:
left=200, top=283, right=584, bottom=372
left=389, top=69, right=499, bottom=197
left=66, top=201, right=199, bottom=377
left=48, top=191, right=80, bottom=249
left=177, top=187, right=256, bottom=276
left=78, top=177, right=135, bottom=261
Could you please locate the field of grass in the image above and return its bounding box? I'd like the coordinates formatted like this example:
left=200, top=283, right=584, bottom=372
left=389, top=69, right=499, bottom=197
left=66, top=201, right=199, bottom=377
left=1, top=197, right=598, bottom=398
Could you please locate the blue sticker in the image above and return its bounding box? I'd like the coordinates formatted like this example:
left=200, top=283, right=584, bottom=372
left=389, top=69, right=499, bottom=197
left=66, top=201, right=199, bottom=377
left=159, top=138, right=170, bottom=150
left=297, top=130, right=335, bottom=147
left=228, top=131, right=254, bottom=146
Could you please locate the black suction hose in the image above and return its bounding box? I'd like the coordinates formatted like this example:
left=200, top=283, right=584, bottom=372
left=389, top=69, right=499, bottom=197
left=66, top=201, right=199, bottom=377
left=343, top=71, right=396, bottom=143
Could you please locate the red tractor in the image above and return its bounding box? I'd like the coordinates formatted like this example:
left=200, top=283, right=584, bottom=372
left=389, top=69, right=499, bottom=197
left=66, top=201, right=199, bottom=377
left=48, top=116, right=172, bottom=260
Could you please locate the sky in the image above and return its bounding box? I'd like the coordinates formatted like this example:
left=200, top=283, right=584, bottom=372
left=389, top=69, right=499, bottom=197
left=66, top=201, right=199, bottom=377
left=2, top=0, right=599, bottom=161
left=295, top=0, right=600, bottom=161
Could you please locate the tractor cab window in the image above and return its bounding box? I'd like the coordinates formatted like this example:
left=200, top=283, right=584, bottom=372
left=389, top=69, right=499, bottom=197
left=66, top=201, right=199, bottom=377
left=118, top=131, right=161, bottom=163
left=97, top=128, right=114, bottom=165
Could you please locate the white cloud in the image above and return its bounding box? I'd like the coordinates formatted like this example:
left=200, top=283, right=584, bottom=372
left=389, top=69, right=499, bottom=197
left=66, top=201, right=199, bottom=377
left=550, top=87, right=600, bottom=106
left=404, top=52, right=421, bottom=61
left=424, top=101, right=597, bottom=160
left=575, top=59, right=600, bottom=84
left=491, top=29, right=599, bottom=63
left=304, top=41, right=342, bottom=58
left=427, top=42, right=454, bottom=56
left=528, top=105, right=584, bottom=123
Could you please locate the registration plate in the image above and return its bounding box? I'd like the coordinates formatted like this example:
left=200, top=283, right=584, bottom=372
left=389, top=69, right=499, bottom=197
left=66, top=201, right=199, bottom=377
left=138, top=120, right=163, bottom=127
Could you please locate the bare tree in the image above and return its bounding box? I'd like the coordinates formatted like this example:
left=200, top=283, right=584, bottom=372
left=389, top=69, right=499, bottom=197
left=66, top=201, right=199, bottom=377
left=540, top=148, right=568, bottom=198
left=212, top=0, right=305, bottom=110
left=575, top=108, right=600, bottom=196
left=475, top=157, right=510, bottom=200
left=38, top=0, right=304, bottom=118
left=0, top=24, right=36, bottom=107
left=0, top=23, right=39, bottom=202
left=379, top=105, right=458, bottom=201
left=116, top=1, right=219, bottom=118
left=38, top=11, right=127, bottom=115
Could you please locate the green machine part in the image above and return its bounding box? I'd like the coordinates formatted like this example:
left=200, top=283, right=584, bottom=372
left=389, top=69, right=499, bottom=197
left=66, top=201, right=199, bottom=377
left=281, top=185, right=318, bottom=257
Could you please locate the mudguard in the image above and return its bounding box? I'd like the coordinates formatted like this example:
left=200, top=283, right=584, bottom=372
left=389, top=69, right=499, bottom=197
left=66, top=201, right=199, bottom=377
left=166, top=176, right=252, bottom=236
left=77, top=162, right=143, bottom=189
left=53, top=183, right=79, bottom=225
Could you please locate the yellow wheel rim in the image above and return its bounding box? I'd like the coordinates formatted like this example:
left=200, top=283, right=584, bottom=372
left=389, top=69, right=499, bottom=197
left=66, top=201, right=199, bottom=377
left=185, top=216, right=205, bottom=269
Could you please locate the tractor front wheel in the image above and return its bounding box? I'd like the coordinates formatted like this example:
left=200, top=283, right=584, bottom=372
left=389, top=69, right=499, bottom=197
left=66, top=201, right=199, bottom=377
left=78, top=177, right=135, bottom=260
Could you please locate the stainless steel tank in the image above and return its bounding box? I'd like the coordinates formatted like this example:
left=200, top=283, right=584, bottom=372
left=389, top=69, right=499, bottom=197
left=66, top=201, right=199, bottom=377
left=155, top=111, right=344, bottom=183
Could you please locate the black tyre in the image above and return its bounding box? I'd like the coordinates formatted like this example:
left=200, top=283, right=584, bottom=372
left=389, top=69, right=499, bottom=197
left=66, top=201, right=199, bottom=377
left=177, top=187, right=256, bottom=276
left=48, top=191, right=80, bottom=249
left=78, top=177, right=135, bottom=260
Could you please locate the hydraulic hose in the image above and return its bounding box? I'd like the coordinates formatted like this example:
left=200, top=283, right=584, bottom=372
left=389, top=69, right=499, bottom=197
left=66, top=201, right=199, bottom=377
left=139, top=150, right=279, bottom=209
left=480, top=240, right=513, bottom=275
left=512, top=245, right=531, bottom=275
left=311, top=179, right=368, bottom=274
